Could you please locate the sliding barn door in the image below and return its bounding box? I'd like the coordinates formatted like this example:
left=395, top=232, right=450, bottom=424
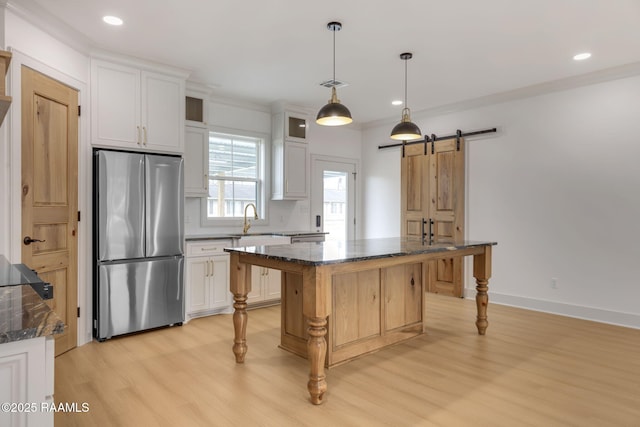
left=401, top=137, right=465, bottom=297
left=400, top=142, right=429, bottom=237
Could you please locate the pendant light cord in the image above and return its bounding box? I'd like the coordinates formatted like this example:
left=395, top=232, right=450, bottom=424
left=404, top=57, right=408, bottom=109
left=333, top=27, right=336, bottom=82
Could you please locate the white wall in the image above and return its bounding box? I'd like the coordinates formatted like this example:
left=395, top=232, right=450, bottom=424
left=1, top=8, right=92, bottom=344
left=362, top=74, right=640, bottom=328
left=2, top=9, right=90, bottom=261
left=185, top=99, right=362, bottom=236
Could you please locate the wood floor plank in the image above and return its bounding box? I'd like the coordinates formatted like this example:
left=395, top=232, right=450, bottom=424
left=54, top=295, right=640, bottom=426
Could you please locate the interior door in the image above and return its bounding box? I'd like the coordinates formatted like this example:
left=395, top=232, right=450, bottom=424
left=310, top=157, right=356, bottom=241
left=21, top=66, right=79, bottom=355
left=400, top=142, right=429, bottom=237
left=400, top=137, right=465, bottom=297
left=428, top=138, right=465, bottom=296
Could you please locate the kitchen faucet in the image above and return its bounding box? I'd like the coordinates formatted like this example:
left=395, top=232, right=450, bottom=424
left=243, top=203, right=258, bottom=234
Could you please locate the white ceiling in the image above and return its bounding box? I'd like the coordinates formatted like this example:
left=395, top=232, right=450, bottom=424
left=23, top=0, right=640, bottom=124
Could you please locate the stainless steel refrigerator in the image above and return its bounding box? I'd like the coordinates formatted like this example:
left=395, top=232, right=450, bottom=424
left=93, top=149, right=184, bottom=341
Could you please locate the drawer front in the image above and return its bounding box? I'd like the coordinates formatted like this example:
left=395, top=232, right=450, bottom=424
left=186, top=240, right=232, bottom=256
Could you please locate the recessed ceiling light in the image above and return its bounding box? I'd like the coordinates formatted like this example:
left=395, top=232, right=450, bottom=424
left=103, top=15, right=123, bottom=26
left=573, top=52, right=591, bottom=61
left=391, top=100, right=403, bottom=106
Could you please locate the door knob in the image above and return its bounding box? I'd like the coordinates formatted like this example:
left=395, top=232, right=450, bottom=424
left=23, top=236, right=46, bottom=245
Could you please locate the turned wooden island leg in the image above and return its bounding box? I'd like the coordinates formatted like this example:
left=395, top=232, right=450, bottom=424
left=232, top=294, right=248, bottom=362
left=303, top=265, right=331, bottom=404
left=230, top=253, right=251, bottom=363
left=473, top=245, right=492, bottom=335
left=307, top=316, right=328, bottom=404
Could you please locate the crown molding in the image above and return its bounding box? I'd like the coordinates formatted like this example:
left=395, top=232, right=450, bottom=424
left=209, top=94, right=272, bottom=113
left=89, top=48, right=191, bottom=79
left=5, top=0, right=90, bottom=54
left=364, top=61, right=640, bottom=130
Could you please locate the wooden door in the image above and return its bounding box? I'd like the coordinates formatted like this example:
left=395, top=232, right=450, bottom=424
left=428, top=138, right=465, bottom=296
left=400, top=137, right=465, bottom=297
left=400, top=142, right=429, bottom=237
left=21, top=66, right=78, bottom=356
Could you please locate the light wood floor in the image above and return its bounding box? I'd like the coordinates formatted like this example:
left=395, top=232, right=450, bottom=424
left=54, top=295, right=640, bottom=426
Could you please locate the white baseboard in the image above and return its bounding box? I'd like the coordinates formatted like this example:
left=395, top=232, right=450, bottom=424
left=463, top=289, right=640, bottom=330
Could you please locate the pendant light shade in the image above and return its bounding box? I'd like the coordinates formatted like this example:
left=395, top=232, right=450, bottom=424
left=390, top=52, right=421, bottom=141
left=316, top=87, right=353, bottom=126
left=316, top=22, right=353, bottom=126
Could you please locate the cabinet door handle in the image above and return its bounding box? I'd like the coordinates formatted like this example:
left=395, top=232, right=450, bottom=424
left=204, top=174, right=208, bottom=191
left=209, top=260, right=214, bottom=276
left=137, top=126, right=141, bottom=145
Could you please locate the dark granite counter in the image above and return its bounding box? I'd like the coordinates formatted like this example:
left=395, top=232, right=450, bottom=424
left=185, top=231, right=327, bottom=241
left=0, top=256, right=64, bottom=344
left=224, top=237, right=497, bottom=266
left=185, top=234, right=238, bottom=241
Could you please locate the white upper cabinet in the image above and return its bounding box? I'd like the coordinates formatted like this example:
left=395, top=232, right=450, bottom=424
left=272, top=110, right=309, bottom=200
left=284, top=112, right=307, bottom=143
left=91, top=58, right=186, bottom=153
left=184, top=126, right=209, bottom=197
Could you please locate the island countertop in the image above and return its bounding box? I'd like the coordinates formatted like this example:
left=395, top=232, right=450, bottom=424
left=0, top=256, right=64, bottom=344
left=224, top=237, right=497, bottom=266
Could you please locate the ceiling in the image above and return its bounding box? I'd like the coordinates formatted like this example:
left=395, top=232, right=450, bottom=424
left=23, top=0, right=640, bottom=125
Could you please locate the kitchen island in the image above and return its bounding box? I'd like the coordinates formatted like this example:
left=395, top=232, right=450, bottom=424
left=0, top=255, right=64, bottom=427
left=225, top=237, right=496, bottom=405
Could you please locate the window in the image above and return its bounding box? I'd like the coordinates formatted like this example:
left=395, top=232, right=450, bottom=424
left=205, top=131, right=264, bottom=219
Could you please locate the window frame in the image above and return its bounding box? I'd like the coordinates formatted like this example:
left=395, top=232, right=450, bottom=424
left=200, top=127, right=270, bottom=227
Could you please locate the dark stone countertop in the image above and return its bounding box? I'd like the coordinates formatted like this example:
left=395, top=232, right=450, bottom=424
left=0, top=255, right=65, bottom=344
left=224, top=237, right=496, bottom=266
left=185, top=231, right=327, bottom=241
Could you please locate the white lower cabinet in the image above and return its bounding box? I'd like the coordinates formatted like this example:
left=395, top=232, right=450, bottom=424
left=247, top=266, right=281, bottom=306
left=185, top=241, right=233, bottom=321
left=0, top=337, right=55, bottom=427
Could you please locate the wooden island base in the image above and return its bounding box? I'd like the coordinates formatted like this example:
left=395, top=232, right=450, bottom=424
left=228, top=239, right=494, bottom=405
left=280, top=265, right=424, bottom=368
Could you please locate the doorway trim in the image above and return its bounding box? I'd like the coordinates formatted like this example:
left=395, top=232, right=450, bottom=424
left=8, top=48, right=91, bottom=346
left=310, top=154, right=360, bottom=240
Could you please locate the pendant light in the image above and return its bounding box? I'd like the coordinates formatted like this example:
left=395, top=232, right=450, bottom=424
left=390, top=52, right=422, bottom=140
left=316, top=21, right=353, bottom=126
